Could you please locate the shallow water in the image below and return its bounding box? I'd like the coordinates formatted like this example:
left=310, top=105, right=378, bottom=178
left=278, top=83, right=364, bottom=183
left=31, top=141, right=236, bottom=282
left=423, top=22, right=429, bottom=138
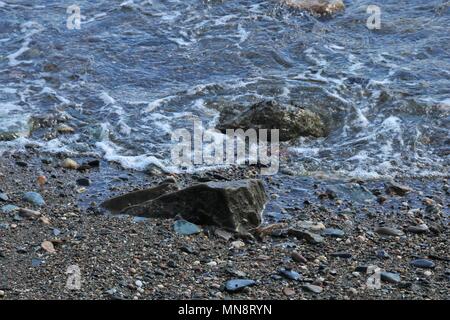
left=0, top=0, right=449, bottom=179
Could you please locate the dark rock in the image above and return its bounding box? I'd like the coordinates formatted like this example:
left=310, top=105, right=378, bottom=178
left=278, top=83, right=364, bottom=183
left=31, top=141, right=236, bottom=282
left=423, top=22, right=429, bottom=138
left=225, top=279, right=256, bottom=292
left=330, top=252, right=352, bottom=259
left=180, top=246, right=196, bottom=255
left=322, top=228, right=345, bottom=238
left=76, top=178, right=91, bottom=187
left=376, top=249, right=390, bottom=259
left=410, top=259, right=435, bottom=269
left=278, top=268, right=301, bottom=281
left=291, top=251, right=308, bottom=263
left=22, top=192, right=45, bottom=207
left=380, top=272, right=401, bottom=284
left=288, top=229, right=324, bottom=244
left=173, top=220, right=202, bottom=235
left=215, top=100, right=327, bottom=141
left=120, top=179, right=268, bottom=233
left=101, top=182, right=179, bottom=214
left=385, top=181, right=413, bottom=196
left=15, top=161, right=28, bottom=167
left=374, top=226, right=404, bottom=237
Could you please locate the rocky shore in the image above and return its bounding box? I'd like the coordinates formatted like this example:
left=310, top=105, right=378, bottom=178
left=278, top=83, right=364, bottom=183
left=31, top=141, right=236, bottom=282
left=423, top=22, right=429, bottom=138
left=0, top=148, right=448, bottom=300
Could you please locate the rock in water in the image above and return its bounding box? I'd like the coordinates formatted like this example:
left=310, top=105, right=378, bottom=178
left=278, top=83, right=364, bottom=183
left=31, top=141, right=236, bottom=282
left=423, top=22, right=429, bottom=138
left=120, top=179, right=268, bottom=233
left=215, top=100, right=326, bottom=141
left=173, top=220, right=202, bottom=235
left=225, top=279, right=256, bottom=292
left=281, top=0, right=345, bottom=15
left=23, top=192, right=45, bottom=207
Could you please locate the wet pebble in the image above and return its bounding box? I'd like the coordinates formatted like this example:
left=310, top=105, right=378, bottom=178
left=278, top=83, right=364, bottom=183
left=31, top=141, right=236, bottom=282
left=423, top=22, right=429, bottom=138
left=76, top=178, right=91, bottom=187
left=302, top=284, right=323, bottom=294
left=23, top=192, right=45, bottom=207
left=322, top=228, right=345, bottom=238
left=291, top=251, right=307, bottom=263
left=225, top=279, right=256, bottom=292
left=376, top=249, right=390, bottom=259
left=406, top=224, right=429, bottom=234
left=1, top=204, right=19, bottom=214
left=410, top=259, right=435, bottom=269
left=374, top=226, right=404, bottom=237
left=278, top=268, right=301, bottom=281
left=380, top=272, right=401, bottom=284
left=0, top=193, right=9, bottom=202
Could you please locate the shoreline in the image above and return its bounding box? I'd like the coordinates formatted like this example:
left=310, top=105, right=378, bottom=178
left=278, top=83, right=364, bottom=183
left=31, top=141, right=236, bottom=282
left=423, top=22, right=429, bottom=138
left=0, top=148, right=448, bottom=300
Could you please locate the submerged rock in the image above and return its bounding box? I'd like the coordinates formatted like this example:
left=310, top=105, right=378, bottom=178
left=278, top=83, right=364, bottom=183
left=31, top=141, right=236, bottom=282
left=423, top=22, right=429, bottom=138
left=215, top=100, right=327, bottom=141
left=281, top=0, right=345, bottom=15
left=111, top=179, right=268, bottom=233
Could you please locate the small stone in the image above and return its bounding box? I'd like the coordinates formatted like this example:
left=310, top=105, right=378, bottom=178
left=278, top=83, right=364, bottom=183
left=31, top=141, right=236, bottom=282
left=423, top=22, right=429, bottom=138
left=302, top=284, right=323, bottom=294
left=376, top=249, right=390, bottom=259
left=424, top=271, right=432, bottom=277
left=330, top=252, right=352, bottom=259
left=380, top=272, right=401, bottom=284
left=214, top=229, right=234, bottom=241
left=291, top=251, right=307, bottom=263
left=1, top=205, right=19, bottom=214
left=135, top=280, right=143, bottom=288
left=0, top=290, right=4, bottom=298
left=374, top=226, right=404, bottom=237
left=278, top=268, right=301, bottom=281
left=283, top=287, right=295, bottom=296
left=0, top=193, right=9, bottom=202
left=23, top=192, right=45, bottom=206
left=39, top=216, right=51, bottom=225
left=231, top=240, right=245, bottom=249
left=406, top=224, right=429, bottom=234
left=37, top=175, right=47, bottom=187
left=288, top=229, right=324, bottom=244
left=322, top=228, right=345, bottom=238
left=41, top=241, right=56, bottom=254
left=225, top=279, right=256, bottom=293
left=173, top=220, right=202, bottom=235
left=62, top=158, right=79, bottom=170
left=76, top=178, right=91, bottom=187
left=207, top=261, right=218, bottom=267
left=31, top=258, right=44, bottom=267
left=57, top=124, right=75, bottom=134
left=18, top=208, right=41, bottom=219
left=410, top=259, right=435, bottom=269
